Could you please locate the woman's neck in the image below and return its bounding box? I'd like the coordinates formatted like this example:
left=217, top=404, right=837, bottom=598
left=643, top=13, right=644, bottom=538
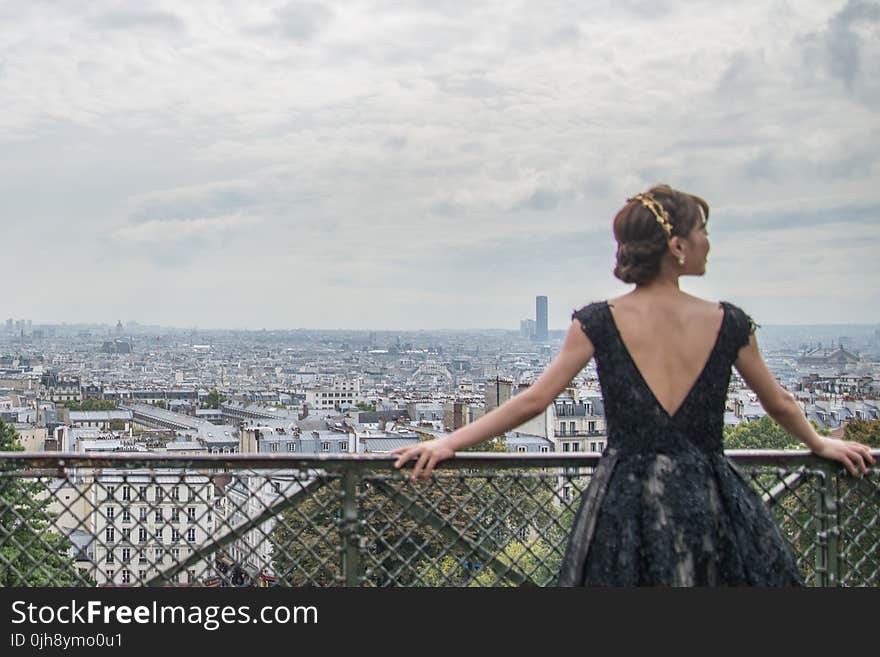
left=635, top=274, right=681, bottom=294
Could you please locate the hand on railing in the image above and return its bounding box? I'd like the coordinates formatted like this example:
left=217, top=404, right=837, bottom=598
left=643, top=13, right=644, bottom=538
left=811, top=437, right=876, bottom=477
left=391, top=438, right=456, bottom=483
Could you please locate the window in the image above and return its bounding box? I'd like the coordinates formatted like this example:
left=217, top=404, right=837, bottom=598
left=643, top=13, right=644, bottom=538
left=138, top=570, right=146, bottom=582
left=339, top=442, right=348, bottom=452
left=105, top=486, right=115, bottom=500
left=106, top=570, right=114, bottom=582
left=122, top=528, right=131, bottom=542
left=122, top=509, right=131, bottom=524
left=171, top=508, right=180, bottom=523
left=572, top=443, right=580, bottom=452
left=139, top=486, right=148, bottom=501
left=187, top=569, right=196, bottom=584
left=139, top=507, right=147, bottom=522
left=517, top=446, right=527, bottom=453
left=287, top=442, right=296, bottom=452
left=563, top=486, right=570, bottom=500
left=562, top=443, right=569, bottom=452
left=588, top=421, right=596, bottom=433
left=569, top=421, right=576, bottom=435
left=138, top=528, right=147, bottom=544
left=122, top=486, right=131, bottom=501
left=105, top=527, right=115, bottom=543
left=121, top=548, right=130, bottom=563
left=105, top=549, right=115, bottom=564
left=187, top=507, right=196, bottom=523
left=154, top=548, right=164, bottom=563
left=170, top=487, right=179, bottom=501
left=155, top=487, right=164, bottom=502
left=121, top=569, right=130, bottom=584
left=321, top=442, right=330, bottom=452
left=106, top=506, right=115, bottom=520
left=270, top=442, right=278, bottom=453
left=172, top=529, right=181, bottom=543
left=187, top=528, right=196, bottom=542
left=558, top=423, right=566, bottom=436
left=172, top=548, right=180, bottom=561
left=155, top=509, right=163, bottom=523
left=540, top=446, right=549, bottom=453
left=155, top=528, right=164, bottom=543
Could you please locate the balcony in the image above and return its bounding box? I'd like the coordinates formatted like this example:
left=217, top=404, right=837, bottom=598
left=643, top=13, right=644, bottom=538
left=1, top=451, right=877, bottom=587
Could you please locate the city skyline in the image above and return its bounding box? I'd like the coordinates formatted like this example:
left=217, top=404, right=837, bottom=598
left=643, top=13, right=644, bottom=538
left=3, top=1, right=878, bottom=329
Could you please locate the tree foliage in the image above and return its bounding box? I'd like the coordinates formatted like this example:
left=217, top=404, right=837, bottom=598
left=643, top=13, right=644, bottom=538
left=60, top=399, right=117, bottom=411
left=203, top=390, right=226, bottom=409
left=843, top=419, right=880, bottom=447
left=269, top=467, right=562, bottom=586
left=723, top=415, right=802, bottom=450
left=0, top=419, right=82, bottom=586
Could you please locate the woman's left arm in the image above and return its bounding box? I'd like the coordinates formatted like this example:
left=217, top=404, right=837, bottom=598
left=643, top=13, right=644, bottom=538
left=734, top=333, right=876, bottom=476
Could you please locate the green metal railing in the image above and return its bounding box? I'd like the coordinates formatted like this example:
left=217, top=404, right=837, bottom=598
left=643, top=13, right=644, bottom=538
left=1, top=451, right=877, bottom=587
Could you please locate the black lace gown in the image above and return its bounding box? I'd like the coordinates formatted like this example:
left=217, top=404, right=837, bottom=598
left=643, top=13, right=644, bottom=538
left=557, top=300, right=805, bottom=586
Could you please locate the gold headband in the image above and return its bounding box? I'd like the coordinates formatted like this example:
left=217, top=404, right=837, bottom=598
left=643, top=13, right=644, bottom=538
left=628, top=192, right=673, bottom=237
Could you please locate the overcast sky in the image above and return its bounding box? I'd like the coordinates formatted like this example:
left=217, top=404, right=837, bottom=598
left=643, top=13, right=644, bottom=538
left=2, top=0, right=878, bottom=330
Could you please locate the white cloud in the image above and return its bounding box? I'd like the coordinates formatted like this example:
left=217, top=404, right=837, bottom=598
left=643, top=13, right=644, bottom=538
left=1, top=0, right=878, bottom=328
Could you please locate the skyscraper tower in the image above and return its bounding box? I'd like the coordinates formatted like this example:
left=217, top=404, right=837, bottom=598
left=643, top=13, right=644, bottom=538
left=535, top=296, right=548, bottom=342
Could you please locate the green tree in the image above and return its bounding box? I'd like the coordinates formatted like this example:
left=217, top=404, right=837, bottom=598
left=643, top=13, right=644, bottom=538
left=61, top=399, right=117, bottom=411
left=843, top=419, right=880, bottom=447
left=203, top=390, right=226, bottom=409
left=723, top=415, right=803, bottom=450
left=0, top=419, right=83, bottom=585
left=270, top=463, right=557, bottom=586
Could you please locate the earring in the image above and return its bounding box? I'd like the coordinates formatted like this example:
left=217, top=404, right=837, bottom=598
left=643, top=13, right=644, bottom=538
left=678, top=255, right=686, bottom=266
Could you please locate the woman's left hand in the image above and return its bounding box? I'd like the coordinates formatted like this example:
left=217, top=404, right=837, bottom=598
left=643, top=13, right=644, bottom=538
left=811, top=437, right=876, bottom=477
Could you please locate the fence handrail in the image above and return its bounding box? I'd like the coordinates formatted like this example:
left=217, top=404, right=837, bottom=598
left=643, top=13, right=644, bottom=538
left=2, top=449, right=877, bottom=471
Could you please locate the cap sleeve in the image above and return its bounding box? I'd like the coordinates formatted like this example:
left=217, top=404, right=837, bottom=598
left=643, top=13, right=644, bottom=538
left=722, top=301, right=759, bottom=358
left=571, top=302, right=605, bottom=353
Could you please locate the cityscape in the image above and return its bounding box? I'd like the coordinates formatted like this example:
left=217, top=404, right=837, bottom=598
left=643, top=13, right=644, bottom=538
left=1, top=0, right=878, bottom=593
left=2, top=294, right=878, bottom=586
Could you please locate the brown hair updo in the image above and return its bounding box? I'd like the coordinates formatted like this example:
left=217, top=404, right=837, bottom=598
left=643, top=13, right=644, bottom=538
left=612, top=184, right=709, bottom=285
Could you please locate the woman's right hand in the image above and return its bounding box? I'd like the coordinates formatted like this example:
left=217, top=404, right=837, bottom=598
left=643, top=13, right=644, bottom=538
left=391, top=438, right=456, bottom=482
left=811, top=437, right=876, bottom=477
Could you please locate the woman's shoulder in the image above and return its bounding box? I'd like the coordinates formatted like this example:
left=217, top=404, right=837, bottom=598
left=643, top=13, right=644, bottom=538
left=571, top=300, right=610, bottom=324
left=719, top=300, right=757, bottom=326
left=571, top=299, right=609, bottom=315
left=719, top=300, right=760, bottom=349
left=570, top=300, right=610, bottom=344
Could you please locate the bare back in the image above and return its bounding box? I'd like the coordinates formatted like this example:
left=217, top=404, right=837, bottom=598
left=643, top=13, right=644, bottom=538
left=607, top=292, right=724, bottom=418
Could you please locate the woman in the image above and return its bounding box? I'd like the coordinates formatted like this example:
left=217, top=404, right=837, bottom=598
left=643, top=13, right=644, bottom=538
left=392, top=184, right=875, bottom=586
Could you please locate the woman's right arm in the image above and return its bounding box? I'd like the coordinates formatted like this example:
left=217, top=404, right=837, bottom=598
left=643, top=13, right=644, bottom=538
left=734, top=333, right=875, bottom=476
left=392, top=319, right=596, bottom=481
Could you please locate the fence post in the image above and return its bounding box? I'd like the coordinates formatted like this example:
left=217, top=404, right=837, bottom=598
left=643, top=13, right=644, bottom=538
left=815, top=464, right=840, bottom=587
left=340, top=467, right=361, bottom=587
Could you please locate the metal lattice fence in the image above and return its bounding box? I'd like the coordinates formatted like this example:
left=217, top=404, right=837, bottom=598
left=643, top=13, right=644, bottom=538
left=1, top=452, right=877, bottom=587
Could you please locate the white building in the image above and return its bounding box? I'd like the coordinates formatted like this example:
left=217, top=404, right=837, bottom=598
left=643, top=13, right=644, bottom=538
left=305, top=379, right=361, bottom=410
left=89, top=471, right=217, bottom=586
